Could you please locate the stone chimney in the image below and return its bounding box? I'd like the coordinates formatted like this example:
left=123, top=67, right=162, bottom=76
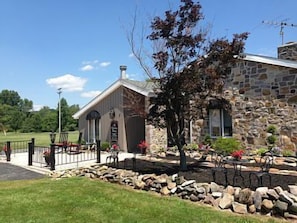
left=120, top=65, right=127, bottom=79
left=277, top=42, right=297, bottom=61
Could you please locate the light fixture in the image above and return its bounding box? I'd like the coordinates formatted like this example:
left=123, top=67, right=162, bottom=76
left=109, top=107, right=115, bottom=119
left=50, top=132, right=56, bottom=144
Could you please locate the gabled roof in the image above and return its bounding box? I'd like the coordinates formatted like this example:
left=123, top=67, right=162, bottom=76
left=240, top=53, right=297, bottom=69
left=73, top=78, right=155, bottom=119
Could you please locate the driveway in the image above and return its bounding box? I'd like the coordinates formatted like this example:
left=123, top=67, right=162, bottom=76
left=0, top=163, right=44, bottom=181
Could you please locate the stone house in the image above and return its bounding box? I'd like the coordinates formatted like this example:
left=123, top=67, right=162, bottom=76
left=191, top=42, right=297, bottom=151
left=73, top=42, right=297, bottom=152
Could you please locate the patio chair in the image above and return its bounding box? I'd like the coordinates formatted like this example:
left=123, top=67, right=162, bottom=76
left=68, top=132, right=83, bottom=154
left=211, top=153, right=228, bottom=186
left=249, top=155, right=273, bottom=188
left=55, top=132, right=69, bottom=152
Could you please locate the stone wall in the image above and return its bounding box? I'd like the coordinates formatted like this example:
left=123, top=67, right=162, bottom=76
left=226, top=89, right=297, bottom=150
left=229, top=60, right=297, bottom=104
left=146, top=124, right=167, bottom=152
left=189, top=88, right=297, bottom=150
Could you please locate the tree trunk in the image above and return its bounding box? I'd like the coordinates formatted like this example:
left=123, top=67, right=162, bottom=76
left=179, top=147, right=187, bottom=171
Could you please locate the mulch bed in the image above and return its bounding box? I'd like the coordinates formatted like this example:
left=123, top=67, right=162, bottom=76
left=114, top=155, right=297, bottom=191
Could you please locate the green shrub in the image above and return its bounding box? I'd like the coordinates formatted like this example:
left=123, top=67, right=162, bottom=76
left=100, top=141, right=110, bottom=151
left=184, top=143, right=199, bottom=151
left=267, top=135, right=277, bottom=145
left=203, top=135, right=212, bottom=146
left=212, top=137, right=242, bottom=155
left=267, top=125, right=277, bottom=135
left=256, top=148, right=269, bottom=156
left=282, top=149, right=294, bottom=157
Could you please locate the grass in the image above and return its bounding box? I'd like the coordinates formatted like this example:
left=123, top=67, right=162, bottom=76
left=0, top=177, right=284, bottom=223
left=0, top=131, right=79, bottom=147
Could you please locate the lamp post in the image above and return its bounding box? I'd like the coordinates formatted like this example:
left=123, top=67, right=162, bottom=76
left=57, top=88, right=62, bottom=134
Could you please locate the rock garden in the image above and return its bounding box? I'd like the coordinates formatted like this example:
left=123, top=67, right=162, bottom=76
left=49, top=148, right=297, bottom=221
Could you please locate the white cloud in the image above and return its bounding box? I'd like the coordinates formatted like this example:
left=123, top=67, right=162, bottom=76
left=128, top=53, right=134, bottom=58
left=46, top=74, right=87, bottom=92
left=99, top=62, right=111, bottom=67
left=80, top=64, right=94, bottom=71
left=81, top=91, right=101, bottom=98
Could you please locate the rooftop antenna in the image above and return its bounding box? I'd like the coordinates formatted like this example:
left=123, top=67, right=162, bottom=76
left=262, top=19, right=297, bottom=45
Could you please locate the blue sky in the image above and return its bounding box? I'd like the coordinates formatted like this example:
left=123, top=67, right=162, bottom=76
left=0, top=0, right=297, bottom=111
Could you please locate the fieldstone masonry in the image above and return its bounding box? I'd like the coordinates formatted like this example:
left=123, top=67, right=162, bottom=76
left=145, top=43, right=297, bottom=152
left=191, top=43, right=297, bottom=150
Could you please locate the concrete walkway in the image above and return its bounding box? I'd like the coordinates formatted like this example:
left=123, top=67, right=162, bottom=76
left=0, top=151, right=136, bottom=180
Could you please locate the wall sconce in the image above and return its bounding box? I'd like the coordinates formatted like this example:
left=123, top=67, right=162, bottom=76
left=49, top=132, right=56, bottom=144
left=109, top=107, right=115, bottom=119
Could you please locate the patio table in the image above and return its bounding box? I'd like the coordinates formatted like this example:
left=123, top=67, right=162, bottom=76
left=225, top=159, right=249, bottom=187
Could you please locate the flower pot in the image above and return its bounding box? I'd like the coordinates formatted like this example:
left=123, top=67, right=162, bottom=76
left=44, top=156, right=51, bottom=166
left=4, top=150, right=11, bottom=162
left=141, top=147, right=147, bottom=155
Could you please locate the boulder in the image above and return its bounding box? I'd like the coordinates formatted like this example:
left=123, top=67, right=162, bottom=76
left=232, top=202, right=247, bottom=214
left=189, top=194, right=199, bottom=202
left=253, top=191, right=262, bottom=211
left=279, top=192, right=294, bottom=206
left=238, top=188, right=253, bottom=205
left=261, top=199, right=274, bottom=213
left=274, top=200, right=288, bottom=216
left=288, top=203, right=297, bottom=214
left=289, top=185, right=297, bottom=196
left=160, top=186, right=170, bottom=195
left=267, top=189, right=279, bottom=200
left=219, top=193, right=233, bottom=209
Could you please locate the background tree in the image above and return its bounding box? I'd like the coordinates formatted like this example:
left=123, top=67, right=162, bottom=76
left=0, top=90, right=22, bottom=107
left=130, top=0, right=248, bottom=170
left=67, top=104, right=80, bottom=131
left=39, top=106, right=57, bottom=132
left=0, top=89, right=79, bottom=133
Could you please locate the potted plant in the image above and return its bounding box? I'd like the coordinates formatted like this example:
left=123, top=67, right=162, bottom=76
left=137, top=140, right=148, bottom=155
left=43, top=149, right=51, bottom=166
left=3, top=144, right=11, bottom=161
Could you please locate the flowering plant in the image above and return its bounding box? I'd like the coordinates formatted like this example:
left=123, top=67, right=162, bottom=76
left=137, top=140, right=148, bottom=154
left=3, top=145, right=8, bottom=152
left=111, top=144, right=119, bottom=151
left=137, top=140, right=148, bottom=149
left=231, top=150, right=244, bottom=160
left=43, top=149, right=51, bottom=157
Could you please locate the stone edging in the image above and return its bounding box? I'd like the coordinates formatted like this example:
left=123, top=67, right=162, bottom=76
left=50, top=164, right=297, bottom=221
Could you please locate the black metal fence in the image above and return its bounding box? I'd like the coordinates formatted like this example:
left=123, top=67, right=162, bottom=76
left=0, top=139, right=34, bottom=161
left=30, top=140, right=101, bottom=170
left=0, top=138, right=101, bottom=170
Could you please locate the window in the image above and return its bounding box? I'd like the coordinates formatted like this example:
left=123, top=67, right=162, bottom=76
left=209, top=109, right=232, bottom=137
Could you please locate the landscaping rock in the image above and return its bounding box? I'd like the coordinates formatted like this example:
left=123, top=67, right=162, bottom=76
left=289, top=185, right=297, bottom=196
left=238, top=188, right=253, bottom=205
left=232, top=202, right=247, bottom=214
left=274, top=200, right=288, bottom=216
left=261, top=199, right=274, bottom=213
left=49, top=165, right=297, bottom=221
left=279, top=192, right=294, bottom=206
left=219, top=193, right=233, bottom=209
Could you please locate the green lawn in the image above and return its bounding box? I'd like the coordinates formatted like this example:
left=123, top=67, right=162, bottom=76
left=0, top=177, right=283, bottom=223
left=0, top=131, right=79, bottom=147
